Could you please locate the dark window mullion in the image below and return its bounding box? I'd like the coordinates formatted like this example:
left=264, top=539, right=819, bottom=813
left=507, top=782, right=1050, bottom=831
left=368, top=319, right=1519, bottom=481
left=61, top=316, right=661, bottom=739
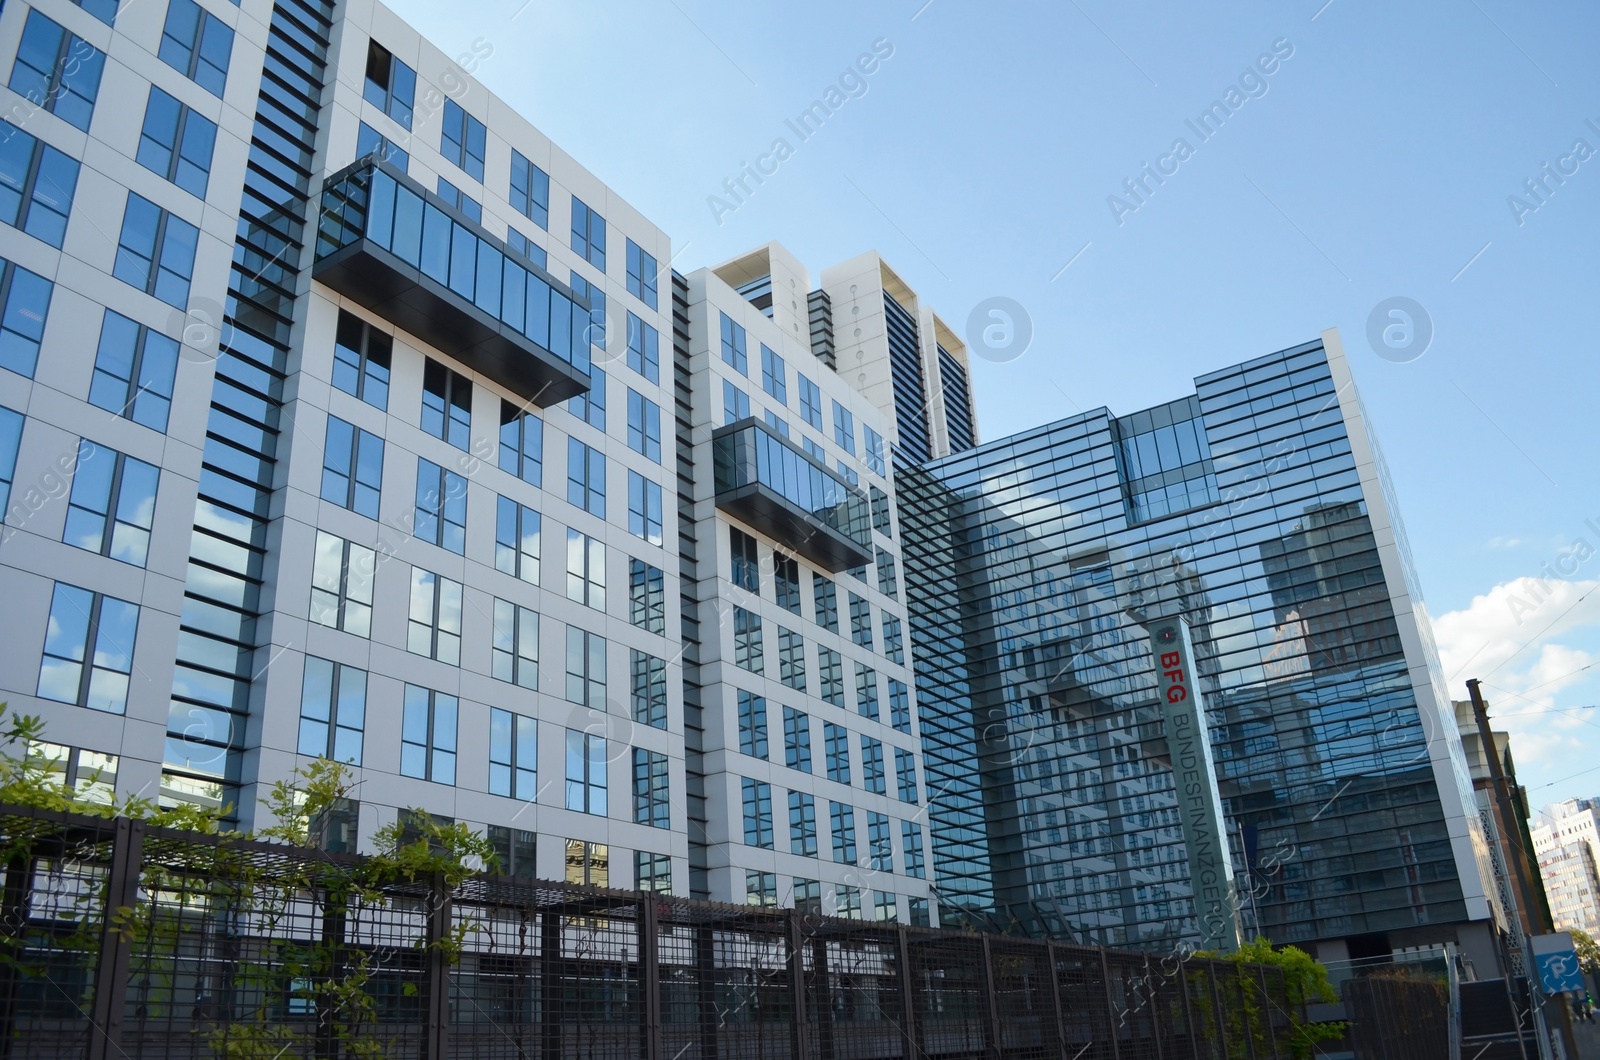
left=100, top=453, right=127, bottom=557
left=77, top=592, right=105, bottom=706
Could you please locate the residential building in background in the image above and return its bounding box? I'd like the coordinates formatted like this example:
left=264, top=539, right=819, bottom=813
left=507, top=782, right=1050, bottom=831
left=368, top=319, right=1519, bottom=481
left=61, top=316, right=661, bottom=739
left=1534, top=799, right=1600, bottom=939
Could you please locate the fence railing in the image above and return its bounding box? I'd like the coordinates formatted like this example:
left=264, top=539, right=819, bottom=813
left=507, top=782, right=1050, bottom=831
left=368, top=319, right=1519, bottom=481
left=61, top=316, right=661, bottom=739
left=0, top=803, right=1303, bottom=1059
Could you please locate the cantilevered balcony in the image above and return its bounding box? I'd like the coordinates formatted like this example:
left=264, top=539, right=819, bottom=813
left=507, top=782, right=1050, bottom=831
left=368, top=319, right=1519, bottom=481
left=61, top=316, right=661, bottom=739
left=314, top=158, right=591, bottom=406
left=712, top=418, right=872, bottom=571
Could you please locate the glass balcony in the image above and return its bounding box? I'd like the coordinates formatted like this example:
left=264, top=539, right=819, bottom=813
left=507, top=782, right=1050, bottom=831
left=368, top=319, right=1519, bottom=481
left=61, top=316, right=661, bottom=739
left=314, top=158, right=591, bottom=407
left=712, top=418, right=872, bottom=571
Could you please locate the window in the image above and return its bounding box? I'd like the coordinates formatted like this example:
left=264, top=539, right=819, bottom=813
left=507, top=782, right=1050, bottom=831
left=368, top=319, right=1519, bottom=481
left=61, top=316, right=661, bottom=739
left=407, top=568, right=462, bottom=664
left=856, top=665, right=879, bottom=721
left=896, top=748, right=919, bottom=803
left=415, top=458, right=467, bottom=554
left=10, top=11, right=105, bottom=130
left=738, top=691, right=767, bottom=759
left=321, top=416, right=383, bottom=519
left=627, top=472, right=663, bottom=545
left=813, top=575, right=838, bottom=632
left=836, top=460, right=859, bottom=489
left=135, top=86, right=215, bottom=199
left=401, top=685, right=456, bottom=783
left=0, top=126, right=78, bottom=247
left=637, top=851, right=671, bottom=893
left=357, top=121, right=408, bottom=170
left=490, top=826, right=537, bottom=878
left=565, top=839, right=608, bottom=885
left=818, top=648, right=843, bottom=708
left=832, top=401, right=856, bottom=454
left=903, top=822, right=925, bottom=878
left=760, top=345, right=786, bottom=403
left=489, top=708, right=536, bottom=800
left=629, top=559, right=666, bottom=634
left=729, top=528, right=759, bottom=591
left=29, top=742, right=117, bottom=804
left=440, top=99, right=486, bottom=180
left=788, top=792, right=817, bottom=857
left=63, top=443, right=159, bottom=566
left=422, top=361, right=472, bottom=450
left=566, top=438, right=605, bottom=516
left=783, top=707, right=811, bottom=774
left=491, top=599, right=539, bottom=689
left=746, top=870, right=777, bottom=906
left=627, top=389, right=662, bottom=461
left=802, top=437, right=826, bottom=463
left=625, top=239, right=657, bottom=309
left=498, top=401, right=542, bottom=486
left=298, top=657, right=365, bottom=764
left=495, top=496, right=541, bottom=582
left=867, top=812, right=892, bottom=872
left=890, top=678, right=911, bottom=734
left=626, top=312, right=659, bottom=383
left=830, top=803, right=856, bottom=864
left=568, top=272, right=606, bottom=352
left=764, top=410, right=789, bottom=438
left=909, top=898, right=930, bottom=927
left=778, top=627, right=806, bottom=692
left=509, top=150, right=549, bottom=228
left=160, top=0, right=233, bottom=96
left=874, top=890, right=897, bottom=922
left=825, top=723, right=851, bottom=784
left=633, top=749, right=670, bottom=829
left=565, top=529, right=606, bottom=610
left=37, top=583, right=138, bottom=713
left=506, top=227, right=547, bottom=269
left=883, top=616, right=905, bottom=664
left=362, top=38, right=414, bottom=127
left=742, top=778, right=773, bottom=848
left=89, top=310, right=177, bottom=430
left=774, top=555, right=802, bottom=614
left=836, top=886, right=862, bottom=919
left=72, top=0, right=119, bottom=26
left=877, top=549, right=899, bottom=599
left=861, top=737, right=885, bottom=795
left=799, top=374, right=822, bottom=430
left=719, top=313, right=748, bottom=374
left=794, top=878, right=822, bottom=916
left=564, top=729, right=607, bottom=814
left=570, top=196, right=605, bottom=270
left=567, top=361, right=606, bottom=428
left=631, top=651, right=667, bottom=729
left=332, top=311, right=392, bottom=410
left=113, top=193, right=197, bottom=310
left=733, top=607, right=762, bottom=672
left=436, top=177, right=481, bottom=223
left=310, top=532, right=374, bottom=637
left=722, top=379, right=749, bottom=425
left=849, top=594, right=873, bottom=650
left=871, top=486, right=892, bottom=536
left=864, top=426, right=886, bottom=476
left=564, top=627, right=606, bottom=709
left=0, top=406, right=20, bottom=514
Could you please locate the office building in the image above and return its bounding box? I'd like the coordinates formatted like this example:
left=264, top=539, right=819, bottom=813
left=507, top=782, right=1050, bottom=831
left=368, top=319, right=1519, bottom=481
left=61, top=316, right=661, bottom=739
left=1535, top=800, right=1600, bottom=939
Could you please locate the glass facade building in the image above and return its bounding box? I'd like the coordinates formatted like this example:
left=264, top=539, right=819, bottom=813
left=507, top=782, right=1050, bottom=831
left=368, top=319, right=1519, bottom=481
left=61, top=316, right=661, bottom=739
left=900, top=336, right=1498, bottom=961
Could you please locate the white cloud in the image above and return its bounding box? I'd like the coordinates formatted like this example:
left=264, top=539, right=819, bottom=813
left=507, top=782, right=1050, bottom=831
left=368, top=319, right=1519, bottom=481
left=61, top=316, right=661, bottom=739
left=1432, top=577, right=1600, bottom=684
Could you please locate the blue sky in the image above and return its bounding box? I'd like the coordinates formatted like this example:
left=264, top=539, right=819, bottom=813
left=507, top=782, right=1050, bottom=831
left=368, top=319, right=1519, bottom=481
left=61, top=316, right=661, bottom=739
left=387, top=0, right=1600, bottom=813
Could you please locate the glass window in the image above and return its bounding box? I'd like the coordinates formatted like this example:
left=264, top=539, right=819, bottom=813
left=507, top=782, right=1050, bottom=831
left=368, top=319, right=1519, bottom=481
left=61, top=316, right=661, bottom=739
left=400, top=684, right=456, bottom=784
left=136, top=86, right=215, bottom=199
left=738, top=690, right=767, bottom=759
left=88, top=308, right=175, bottom=429
left=832, top=401, right=855, bottom=455
left=362, top=38, right=414, bottom=127
left=570, top=195, right=605, bottom=270
left=321, top=416, right=383, bottom=519
left=628, top=471, right=663, bottom=546
left=72, top=0, right=119, bottom=25
left=489, top=826, right=537, bottom=878
left=309, top=532, right=374, bottom=637
left=742, top=777, right=772, bottom=848
left=63, top=442, right=159, bottom=566
left=564, top=626, right=606, bottom=710
left=568, top=272, right=606, bottom=353
left=332, top=310, right=392, bottom=411
left=873, top=890, right=897, bottom=922
left=29, top=741, right=118, bottom=805
left=505, top=227, right=547, bottom=269
left=883, top=615, right=904, bottom=664
left=440, top=98, right=486, bottom=181
left=566, top=360, right=606, bottom=429
left=627, top=388, right=662, bottom=461
left=794, top=878, right=822, bottom=915
left=10, top=11, right=105, bottom=130
left=633, top=748, right=670, bottom=828
left=903, top=821, right=925, bottom=878
left=774, top=554, right=802, bottom=614
left=566, top=438, right=606, bottom=517
left=625, top=238, right=657, bottom=309
left=631, top=650, right=667, bottom=728
left=628, top=559, right=666, bottom=634
left=778, top=627, right=806, bottom=692
left=0, top=258, right=51, bottom=379
left=356, top=121, right=408, bottom=170
left=564, top=729, right=607, bottom=815
left=298, top=656, right=366, bottom=765
left=729, top=528, right=759, bottom=592
left=565, top=528, right=606, bottom=610
left=889, top=678, right=911, bottom=733
left=818, top=647, right=843, bottom=708
left=636, top=851, right=671, bottom=893
left=509, top=149, right=549, bottom=229
left=489, top=707, right=536, bottom=800
left=864, top=426, right=886, bottom=476
left=813, top=574, right=839, bottom=633
left=849, top=594, right=873, bottom=650
left=896, top=748, right=919, bottom=804
left=799, top=374, right=822, bottom=430
left=407, top=568, right=463, bottom=665
left=867, top=812, right=892, bottom=872
left=495, top=496, right=541, bottom=583
left=760, top=344, right=786, bottom=404
left=491, top=599, right=539, bottom=690
left=871, top=486, right=892, bottom=537
left=764, top=410, right=789, bottom=438
left=37, top=582, right=138, bottom=714
left=113, top=193, right=198, bottom=310
left=802, top=437, right=826, bottom=463
left=876, top=548, right=899, bottom=599
left=498, top=400, right=543, bottom=486
left=564, top=839, right=608, bottom=886
left=0, top=405, right=21, bottom=514
left=861, top=736, right=885, bottom=795
left=835, top=885, right=862, bottom=919
left=733, top=606, right=762, bottom=672
left=746, top=869, right=777, bottom=906
left=830, top=803, right=856, bottom=865
left=435, top=177, right=481, bottom=223
left=0, top=125, right=79, bottom=247
left=824, top=722, right=851, bottom=784
left=783, top=706, right=811, bottom=773
left=421, top=360, right=471, bottom=451
left=160, top=0, right=232, bottom=96
left=788, top=791, right=817, bottom=857
left=719, top=313, right=747, bottom=374
left=722, top=379, right=749, bottom=425
left=856, top=665, right=879, bottom=721
left=414, top=458, right=467, bottom=554
left=626, top=312, right=659, bottom=383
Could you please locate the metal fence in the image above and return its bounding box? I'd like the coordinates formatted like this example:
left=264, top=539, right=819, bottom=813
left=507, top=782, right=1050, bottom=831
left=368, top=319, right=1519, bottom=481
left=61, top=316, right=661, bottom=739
left=0, top=804, right=1303, bottom=1059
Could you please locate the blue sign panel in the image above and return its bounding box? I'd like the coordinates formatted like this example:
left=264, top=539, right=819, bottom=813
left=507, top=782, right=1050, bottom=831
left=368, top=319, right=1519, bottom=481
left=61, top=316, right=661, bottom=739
left=1536, top=948, right=1585, bottom=995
